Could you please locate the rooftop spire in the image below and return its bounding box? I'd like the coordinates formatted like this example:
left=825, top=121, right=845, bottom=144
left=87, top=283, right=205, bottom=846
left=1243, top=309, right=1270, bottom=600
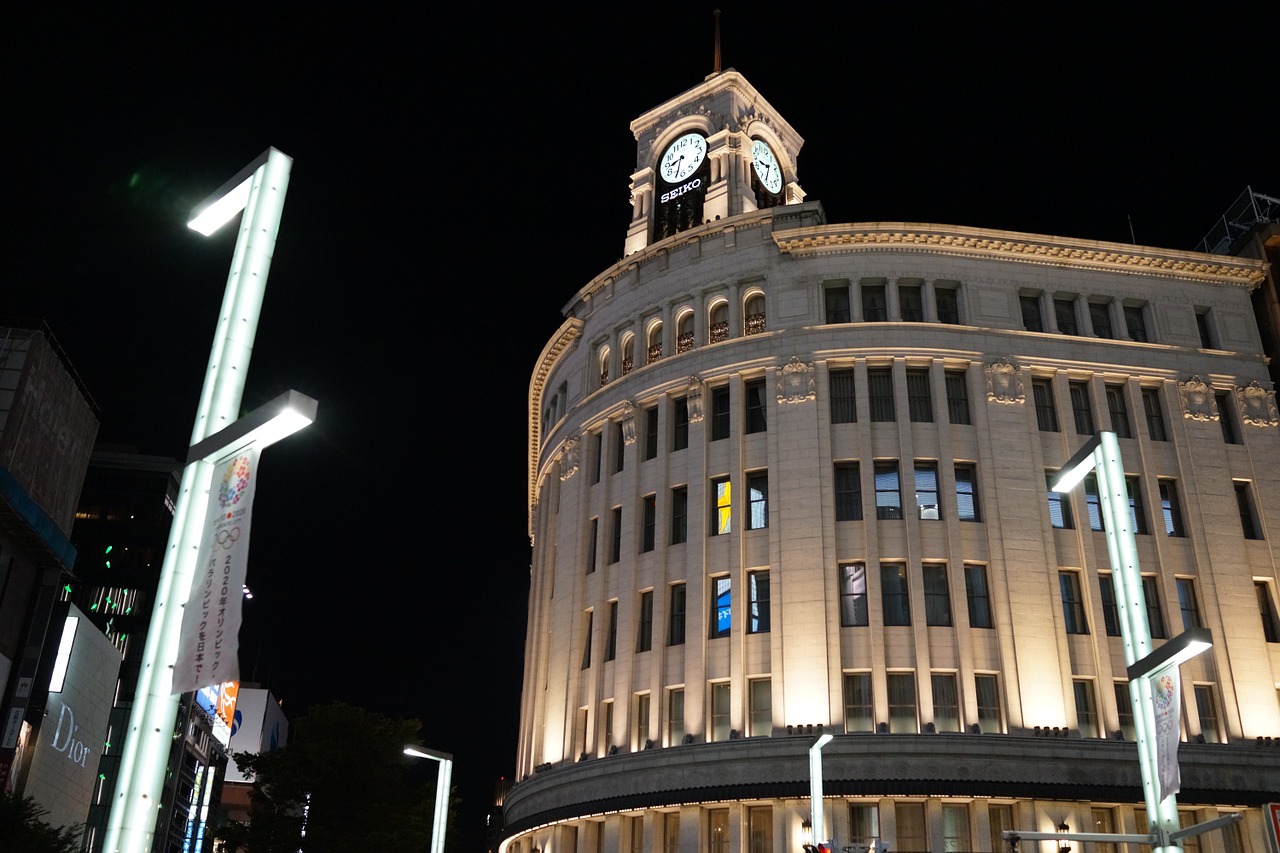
left=713, top=8, right=721, bottom=74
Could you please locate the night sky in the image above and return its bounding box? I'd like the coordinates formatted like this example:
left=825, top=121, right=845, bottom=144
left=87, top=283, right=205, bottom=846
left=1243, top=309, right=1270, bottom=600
left=8, top=4, right=1277, bottom=849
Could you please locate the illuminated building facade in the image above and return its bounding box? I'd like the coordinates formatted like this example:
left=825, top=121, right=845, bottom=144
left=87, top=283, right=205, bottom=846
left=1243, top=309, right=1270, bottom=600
left=509, top=69, right=1280, bottom=853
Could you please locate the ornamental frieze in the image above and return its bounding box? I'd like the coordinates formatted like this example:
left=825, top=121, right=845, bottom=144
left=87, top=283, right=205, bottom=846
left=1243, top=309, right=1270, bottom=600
left=777, top=356, right=815, bottom=404
left=985, top=357, right=1024, bottom=405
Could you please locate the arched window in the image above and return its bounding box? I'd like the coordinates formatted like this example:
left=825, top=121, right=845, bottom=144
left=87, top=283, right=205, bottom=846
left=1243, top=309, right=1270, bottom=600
left=709, top=302, right=729, bottom=344
left=677, top=311, right=694, bottom=354
left=598, top=346, right=611, bottom=388
left=647, top=321, right=663, bottom=364
left=745, top=293, right=766, bottom=335
left=621, top=334, right=635, bottom=375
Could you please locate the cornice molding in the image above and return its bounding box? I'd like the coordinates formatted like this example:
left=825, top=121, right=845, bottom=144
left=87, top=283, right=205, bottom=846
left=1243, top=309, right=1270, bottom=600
left=773, top=223, right=1267, bottom=287
left=528, top=318, right=583, bottom=537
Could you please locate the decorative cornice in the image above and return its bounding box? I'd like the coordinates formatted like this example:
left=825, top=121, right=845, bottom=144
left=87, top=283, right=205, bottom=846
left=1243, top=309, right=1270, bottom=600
left=529, top=319, right=584, bottom=537
left=774, top=223, right=1267, bottom=287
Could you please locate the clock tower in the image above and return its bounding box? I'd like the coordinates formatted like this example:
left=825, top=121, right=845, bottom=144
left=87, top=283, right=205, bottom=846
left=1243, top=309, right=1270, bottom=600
left=624, top=67, right=805, bottom=257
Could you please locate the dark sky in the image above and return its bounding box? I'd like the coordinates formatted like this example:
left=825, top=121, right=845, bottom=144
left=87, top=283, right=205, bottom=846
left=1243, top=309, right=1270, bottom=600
left=7, top=4, right=1277, bottom=848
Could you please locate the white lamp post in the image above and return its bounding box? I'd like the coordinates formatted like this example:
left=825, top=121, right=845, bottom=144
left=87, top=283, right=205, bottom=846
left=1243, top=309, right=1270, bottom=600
left=808, top=733, right=833, bottom=849
left=103, top=148, right=306, bottom=852
left=404, top=746, right=454, bottom=853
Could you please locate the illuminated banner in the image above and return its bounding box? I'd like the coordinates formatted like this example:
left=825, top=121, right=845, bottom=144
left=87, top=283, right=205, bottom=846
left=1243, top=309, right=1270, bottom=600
left=173, top=450, right=258, bottom=693
left=1150, top=666, right=1181, bottom=800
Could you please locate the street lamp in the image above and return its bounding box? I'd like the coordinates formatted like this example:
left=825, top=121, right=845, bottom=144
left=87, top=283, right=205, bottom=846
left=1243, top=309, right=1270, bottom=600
left=808, top=733, right=833, bottom=849
left=405, top=745, right=454, bottom=853
left=1049, top=432, right=1209, bottom=853
left=103, top=148, right=304, bottom=853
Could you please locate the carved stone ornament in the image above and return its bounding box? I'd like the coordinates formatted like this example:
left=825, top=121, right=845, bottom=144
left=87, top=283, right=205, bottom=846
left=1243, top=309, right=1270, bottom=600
left=559, top=437, right=580, bottom=481
left=984, top=357, right=1024, bottom=405
left=776, top=356, right=815, bottom=405
left=1241, top=380, right=1279, bottom=427
left=1179, top=375, right=1216, bottom=422
left=685, top=377, right=705, bottom=423
left=620, top=401, right=638, bottom=445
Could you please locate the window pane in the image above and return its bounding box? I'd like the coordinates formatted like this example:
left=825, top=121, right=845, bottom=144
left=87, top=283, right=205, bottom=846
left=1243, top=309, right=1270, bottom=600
left=745, top=379, right=767, bottom=434
left=965, top=564, right=993, bottom=629
left=748, top=571, right=770, bottom=633
left=1021, top=294, right=1044, bottom=331
left=712, top=477, right=731, bottom=535
left=840, top=563, right=869, bottom=627
left=1047, top=472, right=1073, bottom=529
left=1074, top=679, right=1098, bottom=737
left=835, top=462, right=863, bottom=521
left=887, top=673, right=917, bottom=733
left=907, top=368, right=932, bottom=422
left=830, top=368, right=857, bottom=424
left=869, top=368, right=895, bottom=421
left=1060, top=572, right=1088, bottom=634
left=882, top=564, right=911, bottom=626
left=710, top=684, right=731, bottom=742
left=748, top=472, right=769, bottom=530
left=924, top=563, right=952, bottom=627
left=749, top=680, right=772, bottom=738
left=844, top=673, right=874, bottom=732
left=975, top=674, right=1002, bottom=733
left=1033, top=379, right=1060, bottom=432
left=875, top=463, right=902, bottom=519
left=955, top=463, right=979, bottom=522
left=914, top=462, right=940, bottom=519
left=946, top=371, right=970, bottom=425
left=932, top=673, right=960, bottom=733
left=711, top=577, right=731, bottom=638
left=863, top=283, right=887, bottom=321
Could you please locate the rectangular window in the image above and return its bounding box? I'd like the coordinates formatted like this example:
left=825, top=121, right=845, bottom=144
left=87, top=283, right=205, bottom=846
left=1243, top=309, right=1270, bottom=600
left=614, top=420, right=626, bottom=473
left=1177, top=578, right=1202, bottom=630
left=590, top=430, right=603, bottom=484
left=932, top=673, right=960, bottom=733
left=605, top=601, right=618, bottom=661
left=1115, top=682, right=1136, bottom=741
left=644, top=405, right=659, bottom=460
left=642, top=494, right=656, bottom=552
left=635, top=693, right=651, bottom=750
left=849, top=803, right=880, bottom=843
left=906, top=368, right=933, bottom=422
left=882, top=563, right=911, bottom=626
left=936, top=287, right=960, bottom=324
left=834, top=462, right=863, bottom=521
left=887, top=673, right=918, bottom=733
left=747, top=471, right=769, bottom=530
left=587, top=517, right=599, bottom=573
left=825, top=282, right=851, bottom=323
left=843, top=672, right=874, bottom=732
left=748, top=570, right=770, bottom=633
left=1070, top=381, right=1094, bottom=435
left=664, top=813, right=680, bottom=853
left=744, top=378, right=767, bottom=434
left=989, top=806, right=1015, bottom=853
left=829, top=367, right=857, bottom=424
left=748, top=806, right=773, bottom=853
left=1099, top=574, right=1121, bottom=637
left=1143, top=388, right=1167, bottom=440
left=1124, top=304, right=1149, bottom=342
left=1126, top=475, right=1148, bottom=534
left=1091, top=808, right=1117, bottom=853
left=1256, top=582, right=1280, bottom=643
left=896, top=804, right=927, bottom=853
left=1055, top=297, right=1079, bottom=335
left=709, top=683, right=731, bottom=743
left=900, top=283, right=924, bottom=321
left=1074, top=678, right=1099, bottom=737
left=610, top=506, right=623, bottom=563
left=1033, top=378, right=1060, bottom=432
left=709, top=807, right=730, bottom=853
left=1235, top=481, right=1262, bottom=539
left=671, top=486, right=688, bottom=545
left=874, top=462, right=902, bottom=519
left=868, top=367, right=895, bottom=421
left=1047, top=472, right=1074, bottom=529
left=975, top=674, right=1002, bottom=733
left=1106, top=385, right=1131, bottom=437
left=942, top=803, right=971, bottom=852
left=1084, top=474, right=1105, bottom=532
left=945, top=370, right=971, bottom=425
left=1090, top=301, right=1115, bottom=338
left=673, top=397, right=689, bottom=451
left=1060, top=571, right=1088, bottom=634
left=581, top=611, right=593, bottom=669
left=710, top=576, right=731, bottom=639
left=965, top=564, right=993, bottom=629
left=668, top=584, right=686, bottom=646
left=839, top=562, right=870, bottom=627
left=667, top=688, right=685, bottom=746
left=711, top=385, right=730, bottom=441
left=1142, top=576, right=1168, bottom=639
left=1159, top=480, right=1185, bottom=537
left=748, top=679, right=771, bottom=738
left=914, top=461, right=940, bottom=520
left=1196, top=307, right=1215, bottom=348
left=923, top=563, right=952, bottom=627
left=711, top=476, right=732, bottom=535
left=1020, top=293, right=1044, bottom=331
left=1195, top=685, right=1221, bottom=743
left=862, top=283, right=887, bottom=321
left=955, top=463, right=980, bottom=522
left=637, top=591, right=654, bottom=652
left=1217, top=390, right=1240, bottom=443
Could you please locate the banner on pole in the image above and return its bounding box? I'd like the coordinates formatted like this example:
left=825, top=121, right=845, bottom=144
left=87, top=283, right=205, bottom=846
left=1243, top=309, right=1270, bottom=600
left=173, top=449, right=258, bottom=694
left=1150, top=666, right=1182, bottom=800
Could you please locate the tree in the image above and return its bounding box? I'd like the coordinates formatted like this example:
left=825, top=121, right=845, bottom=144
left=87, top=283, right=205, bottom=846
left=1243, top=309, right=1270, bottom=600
left=215, top=701, right=441, bottom=852
left=0, top=791, right=83, bottom=853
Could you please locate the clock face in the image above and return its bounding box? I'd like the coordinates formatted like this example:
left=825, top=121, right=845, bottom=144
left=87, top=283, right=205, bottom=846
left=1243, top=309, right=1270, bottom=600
left=659, top=132, right=707, bottom=184
left=751, top=139, right=783, bottom=195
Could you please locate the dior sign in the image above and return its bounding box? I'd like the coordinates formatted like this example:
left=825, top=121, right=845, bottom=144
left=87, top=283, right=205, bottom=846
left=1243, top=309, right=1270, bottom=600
left=50, top=703, right=92, bottom=768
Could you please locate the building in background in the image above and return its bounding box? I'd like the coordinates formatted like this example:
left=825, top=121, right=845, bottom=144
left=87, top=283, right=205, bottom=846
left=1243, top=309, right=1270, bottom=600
left=0, top=321, right=98, bottom=798
left=509, top=67, right=1280, bottom=853
left=218, top=685, right=289, bottom=827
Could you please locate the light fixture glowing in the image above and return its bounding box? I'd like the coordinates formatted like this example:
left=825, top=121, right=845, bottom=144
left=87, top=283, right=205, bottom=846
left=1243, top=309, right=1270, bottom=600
left=404, top=745, right=454, bottom=853
left=49, top=616, right=79, bottom=692
left=1057, top=823, right=1071, bottom=853
left=186, top=389, right=317, bottom=465
left=1127, top=627, right=1212, bottom=680
left=1049, top=434, right=1102, bottom=493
